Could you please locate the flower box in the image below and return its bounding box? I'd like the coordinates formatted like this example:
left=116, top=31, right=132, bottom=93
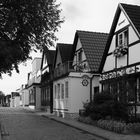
left=113, top=45, right=128, bottom=57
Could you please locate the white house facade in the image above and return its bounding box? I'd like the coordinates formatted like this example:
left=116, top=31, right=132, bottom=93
left=53, top=31, right=108, bottom=118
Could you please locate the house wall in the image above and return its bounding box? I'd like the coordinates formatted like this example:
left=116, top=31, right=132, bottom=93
left=42, top=55, right=49, bottom=74
left=115, top=11, right=129, bottom=32
left=42, top=55, right=48, bottom=69
left=14, top=97, right=20, bottom=107
left=129, top=26, right=139, bottom=44
left=22, top=89, right=29, bottom=106
left=73, top=39, right=86, bottom=61
left=53, top=72, right=100, bottom=118
left=69, top=77, right=90, bottom=113
left=53, top=77, right=70, bottom=112
left=32, top=58, right=42, bottom=72
left=73, top=38, right=90, bottom=71
left=10, top=98, right=14, bottom=107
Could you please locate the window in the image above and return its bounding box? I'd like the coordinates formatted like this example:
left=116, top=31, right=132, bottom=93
left=65, top=81, right=69, bottom=98
left=55, top=85, right=57, bottom=99
left=61, top=84, right=64, bottom=99
left=117, top=29, right=128, bottom=46
left=57, top=84, right=60, bottom=99
left=78, top=50, right=82, bottom=63
left=127, top=78, right=136, bottom=103
left=47, top=88, right=50, bottom=100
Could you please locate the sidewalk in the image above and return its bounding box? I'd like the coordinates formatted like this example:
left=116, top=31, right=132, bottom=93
left=34, top=111, right=140, bottom=140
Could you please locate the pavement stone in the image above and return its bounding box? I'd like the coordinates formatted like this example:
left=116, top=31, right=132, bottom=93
left=33, top=110, right=140, bottom=140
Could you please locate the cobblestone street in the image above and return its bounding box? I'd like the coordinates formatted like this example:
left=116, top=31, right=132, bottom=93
left=0, top=107, right=102, bottom=140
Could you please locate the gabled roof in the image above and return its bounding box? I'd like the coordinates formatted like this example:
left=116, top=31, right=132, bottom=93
left=58, top=43, right=73, bottom=63
left=41, top=47, right=55, bottom=70
left=100, top=3, right=140, bottom=72
left=73, top=30, right=108, bottom=73
left=53, top=43, right=73, bottom=67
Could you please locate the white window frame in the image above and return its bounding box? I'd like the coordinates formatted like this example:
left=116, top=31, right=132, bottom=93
left=65, top=81, right=69, bottom=98
left=61, top=84, right=64, bottom=99
left=118, top=29, right=128, bottom=46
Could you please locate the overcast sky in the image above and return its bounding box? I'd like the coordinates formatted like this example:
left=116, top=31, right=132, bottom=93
left=0, top=0, right=140, bottom=95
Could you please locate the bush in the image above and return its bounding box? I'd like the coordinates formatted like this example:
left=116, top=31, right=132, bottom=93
left=83, top=92, right=129, bottom=121
left=125, top=123, right=140, bottom=134
left=78, top=117, right=140, bottom=134
left=78, top=116, right=94, bottom=125
left=111, top=101, right=129, bottom=121
left=97, top=119, right=126, bottom=133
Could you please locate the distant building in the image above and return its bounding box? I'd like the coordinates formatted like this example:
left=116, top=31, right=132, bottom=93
left=10, top=92, right=20, bottom=107
left=27, top=57, right=42, bottom=110
left=19, top=84, right=29, bottom=107
left=5, top=94, right=11, bottom=107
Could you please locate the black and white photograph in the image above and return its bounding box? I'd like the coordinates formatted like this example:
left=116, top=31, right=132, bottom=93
left=0, top=0, right=140, bottom=139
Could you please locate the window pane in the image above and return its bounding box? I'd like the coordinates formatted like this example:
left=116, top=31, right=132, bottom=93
left=61, top=84, right=64, bottom=99
left=65, top=81, right=68, bottom=98
left=58, top=84, right=60, bottom=99
left=118, top=34, right=123, bottom=45
left=124, top=30, right=128, bottom=46
left=78, top=51, right=82, bottom=62
left=55, top=85, right=57, bottom=99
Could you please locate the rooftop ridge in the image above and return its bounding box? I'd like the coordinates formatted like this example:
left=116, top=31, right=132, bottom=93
left=76, top=30, right=109, bottom=35
left=120, top=3, right=140, bottom=7
left=57, top=43, right=73, bottom=46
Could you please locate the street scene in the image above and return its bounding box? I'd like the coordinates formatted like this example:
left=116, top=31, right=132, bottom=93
left=0, top=0, right=140, bottom=140
left=0, top=107, right=101, bottom=140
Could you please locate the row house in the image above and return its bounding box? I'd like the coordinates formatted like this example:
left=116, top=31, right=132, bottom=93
left=5, top=94, right=11, bottom=107
left=27, top=58, right=42, bottom=110
left=53, top=31, right=108, bottom=118
left=40, top=48, right=55, bottom=113
left=100, top=3, right=140, bottom=117
left=10, top=92, right=20, bottom=107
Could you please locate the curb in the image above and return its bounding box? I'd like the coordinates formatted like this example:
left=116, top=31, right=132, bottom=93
left=42, top=115, right=109, bottom=140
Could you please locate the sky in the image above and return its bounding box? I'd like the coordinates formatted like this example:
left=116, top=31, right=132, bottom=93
left=0, top=0, right=140, bottom=95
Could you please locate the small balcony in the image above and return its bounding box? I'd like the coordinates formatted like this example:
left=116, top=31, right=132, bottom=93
left=53, top=61, right=90, bottom=79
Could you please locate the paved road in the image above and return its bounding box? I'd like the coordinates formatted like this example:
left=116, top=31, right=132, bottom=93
left=0, top=107, right=101, bottom=140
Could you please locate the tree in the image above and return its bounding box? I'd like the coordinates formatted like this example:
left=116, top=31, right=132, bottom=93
left=0, top=0, right=63, bottom=76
